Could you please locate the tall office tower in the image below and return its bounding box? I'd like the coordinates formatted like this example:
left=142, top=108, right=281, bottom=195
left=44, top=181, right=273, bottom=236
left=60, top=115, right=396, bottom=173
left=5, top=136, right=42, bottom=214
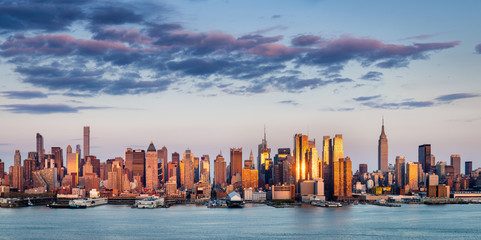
left=435, top=162, right=446, bottom=177
left=343, top=157, right=352, bottom=198
left=194, top=157, right=200, bottom=183
left=145, top=142, right=159, bottom=190
left=450, top=154, right=461, bottom=176
left=378, top=118, right=388, bottom=172
left=418, top=144, right=432, bottom=173
left=36, top=133, right=44, bottom=168
left=200, top=155, right=210, bottom=183
left=28, top=152, right=38, bottom=167
left=0, top=159, right=4, bottom=179
left=244, top=151, right=254, bottom=169
left=76, top=144, right=81, bottom=158
left=465, top=161, right=473, bottom=176
left=51, top=146, right=63, bottom=169
left=230, top=148, right=242, bottom=184
left=307, top=140, right=319, bottom=180
left=395, top=156, right=406, bottom=188
left=294, top=134, right=309, bottom=182
left=132, top=150, right=146, bottom=186
left=331, top=134, right=344, bottom=198
left=14, top=150, right=21, bottom=166
left=83, top=126, right=90, bottom=160
left=158, top=146, right=168, bottom=183
left=406, top=162, right=418, bottom=191
left=23, top=158, right=35, bottom=186
left=86, top=156, right=100, bottom=178
left=321, top=136, right=331, bottom=190
left=172, top=152, right=181, bottom=187
left=359, top=164, right=368, bottom=174
left=214, top=153, right=227, bottom=188
left=242, top=164, right=258, bottom=190
left=257, top=128, right=271, bottom=185
left=124, top=148, right=134, bottom=180
left=182, top=149, right=194, bottom=190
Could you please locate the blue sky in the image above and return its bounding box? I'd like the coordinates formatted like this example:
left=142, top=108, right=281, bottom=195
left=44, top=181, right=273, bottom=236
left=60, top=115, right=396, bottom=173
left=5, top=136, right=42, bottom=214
left=0, top=0, right=480, bottom=172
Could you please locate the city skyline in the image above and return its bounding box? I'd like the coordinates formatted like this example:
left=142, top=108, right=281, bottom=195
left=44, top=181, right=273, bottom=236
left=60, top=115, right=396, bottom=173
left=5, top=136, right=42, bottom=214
left=0, top=0, right=480, bottom=170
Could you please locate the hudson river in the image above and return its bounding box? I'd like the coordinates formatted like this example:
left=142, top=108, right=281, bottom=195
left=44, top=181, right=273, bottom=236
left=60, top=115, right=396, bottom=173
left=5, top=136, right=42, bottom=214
left=1, top=204, right=480, bottom=239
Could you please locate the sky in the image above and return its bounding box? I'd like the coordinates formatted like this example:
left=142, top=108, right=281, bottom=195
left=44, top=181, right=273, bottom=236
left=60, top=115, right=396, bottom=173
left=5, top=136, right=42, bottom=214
left=0, top=0, right=480, bottom=173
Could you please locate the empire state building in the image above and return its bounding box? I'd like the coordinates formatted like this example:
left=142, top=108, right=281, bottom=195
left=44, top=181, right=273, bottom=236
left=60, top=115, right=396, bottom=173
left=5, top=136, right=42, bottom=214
left=378, top=118, right=388, bottom=172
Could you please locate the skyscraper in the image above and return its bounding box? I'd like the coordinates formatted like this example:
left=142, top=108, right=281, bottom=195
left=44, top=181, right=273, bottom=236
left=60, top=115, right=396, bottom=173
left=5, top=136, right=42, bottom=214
left=418, top=144, right=432, bottom=173
left=406, top=162, right=419, bottom=191
left=378, top=118, right=388, bottom=172
left=200, top=155, right=210, bottom=183
left=331, top=134, right=344, bottom=198
left=182, top=149, right=194, bottom=190
left=194, top=157, right=200, bottom=183
left=465, top=161, right=473, bottom=176
left=158, top=146, right=168, bottom=183
left=83, top=126, right=90, bottom=160
left=450, top=154, right=461, bottom=176
left=14, top=150, right=21, bottom=166
left=66, top=145, right=80, bottom=184
left=145, top=142, right=159, bottom=190
left=257, top=127, right=271, bottom=185
left=36, top=133, right=44, bottom=169
left=294, top=134, right=309, bottom=182
left=214, top=152, right=226, bottom=188
left=51, top=147, right=63, bottom=179
left=230, top=148, right=242, bottom=184
left=395, top=156, right=406, bottom=189
left=359, top=164, right=368, bottom=174
left=321, top=136, right=331, bottom=192
left=132, top=149, right=145, bottom=186
left=0, top=159, right=4, bottom=179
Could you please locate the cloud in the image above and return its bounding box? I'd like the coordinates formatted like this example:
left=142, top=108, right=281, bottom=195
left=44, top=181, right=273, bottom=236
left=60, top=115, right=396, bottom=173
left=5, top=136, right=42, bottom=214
left=476, top=43, right=481, bottom=54
left=400, top=32, right=446, bottom=41
left=1, top=90, right=48, bottom=99
left=1, top=34, right=137, bottom=57
left=92, top=27, right=153, bottom=45
left=278, top=100, right=299, bottom=106
left=434, top=93, right=480, bottom=102
left=322, top=107, right=355, bottom=112
left=89, top=6, right=143, bottom=26
left=353, top=95, right=381, bottom=101
left=362, top=100, right=435, bottom=109
left=271, top=15, right=281, bottom=19
left=0, top=104, right=108, bottom=114
left=360, top=71, right=383, bottom=81
left=291, top=35, right=322, bottom=46
left=299, top=36, right=460, bottom=68
left=0, top=1, right=85, bottom=31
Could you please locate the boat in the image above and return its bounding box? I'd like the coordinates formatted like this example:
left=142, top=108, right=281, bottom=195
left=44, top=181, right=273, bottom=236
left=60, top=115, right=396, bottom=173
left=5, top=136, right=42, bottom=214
left=133, top=198, right=165, bottom=209
left=226, top=192, right=244, bottom=208
left=69, top=198, right=108, bottom=208
left=312, top=201, right=343, bottom=208
left=207, top=200, right=228, bottom=208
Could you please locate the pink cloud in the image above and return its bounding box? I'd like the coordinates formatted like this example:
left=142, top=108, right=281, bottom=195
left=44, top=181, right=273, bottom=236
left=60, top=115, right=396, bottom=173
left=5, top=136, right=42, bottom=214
left=247, top=43, right=302, bottom=57
left=1, top=34, right=137, bottom=56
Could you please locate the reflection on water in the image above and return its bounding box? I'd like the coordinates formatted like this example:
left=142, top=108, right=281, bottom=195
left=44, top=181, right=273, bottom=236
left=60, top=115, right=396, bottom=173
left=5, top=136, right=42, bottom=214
left=1, top=204, right=481, bottom=239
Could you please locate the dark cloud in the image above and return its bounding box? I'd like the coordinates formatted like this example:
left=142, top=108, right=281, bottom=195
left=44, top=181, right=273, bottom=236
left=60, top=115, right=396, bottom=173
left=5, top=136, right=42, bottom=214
left=434, top=93, right=480, bottom=102
left=103, top=79, right=171, bottom=95
left=353, top=95, right=381, bottom=101
left=278, top=100, right=299, bottom=106
left=90, top=6, right=143, bottom=25
left=299, top=37, right=459, bottom=68
left=476, top=43, right=481, bottom=54
left=271, top=15, right=281, bottom=19
left=291, top=35, right=322, bottom=46
left=360, top=71, right=383, bottom=81
left=2, top=104, right=79, bottom=114
left=167, top=58, right=229, bottom=75
left=1, top=90, right=48, bottom=99
left=362, top=100, right=435, bottom=109
left=93, top=27, right=152, bottom=45
left=0, top=1, right=85, bottom=31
